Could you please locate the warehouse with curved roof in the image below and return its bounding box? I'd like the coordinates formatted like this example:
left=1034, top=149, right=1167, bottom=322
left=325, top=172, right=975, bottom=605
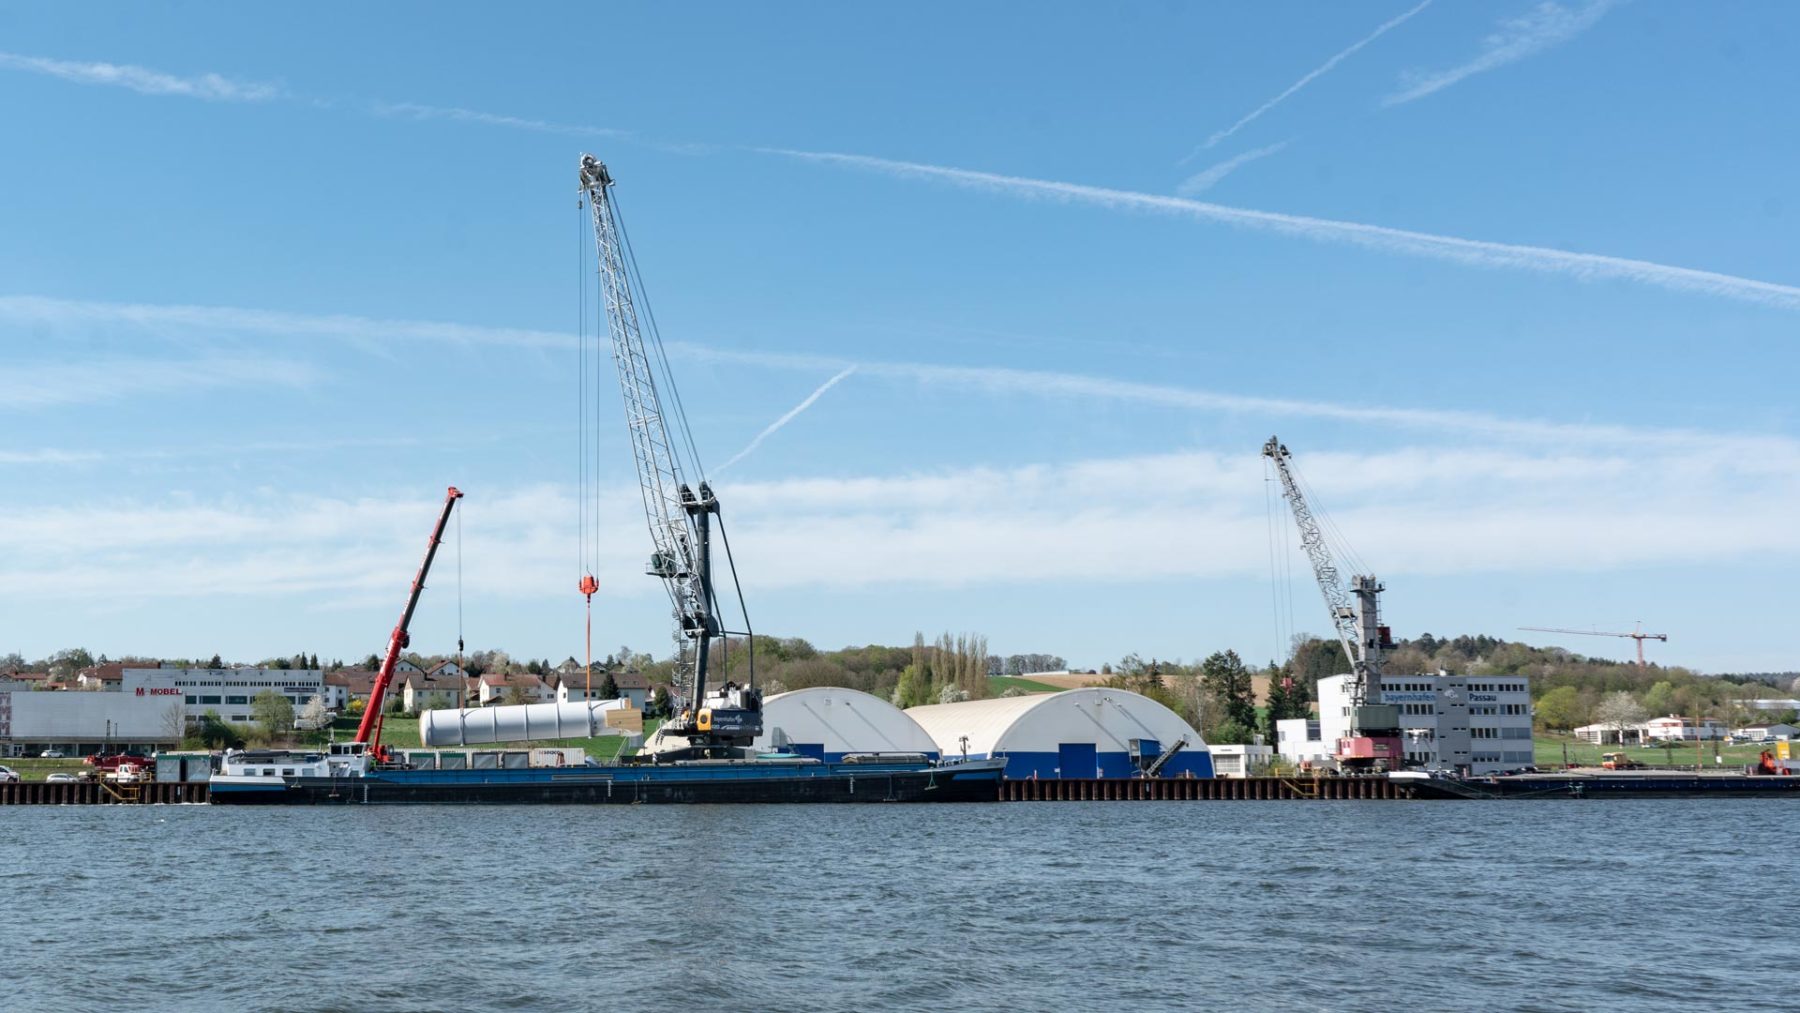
left=752, top=686, right=942, bottom=761
left=906, top=688, right=1212, bottom=779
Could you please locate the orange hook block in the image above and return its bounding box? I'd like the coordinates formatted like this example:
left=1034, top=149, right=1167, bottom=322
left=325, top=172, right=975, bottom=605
left=579, top=574, right=598, bottom=597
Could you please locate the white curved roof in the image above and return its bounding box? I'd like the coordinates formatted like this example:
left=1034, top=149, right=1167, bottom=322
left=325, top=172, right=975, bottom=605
left=753, top=686, right=940, bottom=756
left=905, top=688, right=1205, bottom=758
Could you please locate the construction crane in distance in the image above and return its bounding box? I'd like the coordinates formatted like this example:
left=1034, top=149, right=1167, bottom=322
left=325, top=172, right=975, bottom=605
left=1262, top=436, right=1403, bottom=770
left=1519, top=622, right=1668, bottom=668
left=578, top=153, right=762, bottom=760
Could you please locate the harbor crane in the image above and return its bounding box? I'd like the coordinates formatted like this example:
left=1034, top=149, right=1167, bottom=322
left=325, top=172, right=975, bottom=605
left=1262, top=437, right=1403, bottom=770
left=1519, top=622, right=1667, bottom=668
left=578, top=153, right=761, bottom=759
left=354, top=485, right=463, bottom=761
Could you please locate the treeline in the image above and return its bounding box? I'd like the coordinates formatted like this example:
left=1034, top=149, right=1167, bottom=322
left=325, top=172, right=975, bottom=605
left=1384, top=633, right=1798, bottom=730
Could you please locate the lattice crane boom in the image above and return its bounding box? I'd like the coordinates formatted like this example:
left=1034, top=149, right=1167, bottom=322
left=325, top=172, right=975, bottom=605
left=578, top=154, right=716, bottom=712
left=1263, top=436, right=1361, bottom=674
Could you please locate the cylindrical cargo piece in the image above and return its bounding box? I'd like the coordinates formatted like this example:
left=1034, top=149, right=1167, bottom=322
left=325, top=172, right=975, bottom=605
left=419, top=701, right=622, bottom=747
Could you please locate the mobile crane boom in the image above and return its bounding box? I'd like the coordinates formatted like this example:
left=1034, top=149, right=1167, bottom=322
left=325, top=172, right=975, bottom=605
left=355, top=485, right=463, bottom=756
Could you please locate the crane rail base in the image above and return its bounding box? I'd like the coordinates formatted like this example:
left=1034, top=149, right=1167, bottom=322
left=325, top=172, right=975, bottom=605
left=998, top=776, right=1443, bottom=801
left=0, top=781, right=210, bottom=805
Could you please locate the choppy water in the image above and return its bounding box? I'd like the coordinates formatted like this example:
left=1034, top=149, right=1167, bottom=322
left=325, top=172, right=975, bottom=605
left=1, top=800, right=1794, bottom=1012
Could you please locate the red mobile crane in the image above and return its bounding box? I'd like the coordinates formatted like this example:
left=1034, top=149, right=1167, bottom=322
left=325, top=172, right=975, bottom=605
left=354, top=486, right=463, bottom=760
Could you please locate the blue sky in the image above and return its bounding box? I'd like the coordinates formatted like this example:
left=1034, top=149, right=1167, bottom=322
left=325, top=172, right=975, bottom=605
left=2, top=1, right=1797, bottom=672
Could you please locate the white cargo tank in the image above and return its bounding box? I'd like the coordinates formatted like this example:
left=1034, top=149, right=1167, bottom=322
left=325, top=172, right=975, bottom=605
left=418, top=699, right=626, bottom=748
left=752, top=687, right=941, bottom=761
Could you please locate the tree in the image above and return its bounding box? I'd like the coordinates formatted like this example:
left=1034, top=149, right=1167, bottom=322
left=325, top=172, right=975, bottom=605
left=1642, top=680, right=1676, bottom=717
left=1199, top=650, right=1257, bottom=739
left=297, top=695, right=329, bottom=731
left=598, top=669, right=620, bottom=701
left=1535, top=686, right=1585, bottom=731
left=1595, top=691, right=1646, bottom=744
left=251, top=691, right=295, bottom=738
left=192, top=710, right=245, bottom=749
left=647, top=685, right=672, bottom=718
left=161, top=702, right=188, bottom=743
left=504, top=682, right=531, bottom=706
left=207, top=653, right=224, bottom=669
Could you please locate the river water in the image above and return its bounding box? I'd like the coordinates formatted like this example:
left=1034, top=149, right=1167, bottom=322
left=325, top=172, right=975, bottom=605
left=1, top=799, right=1793, bottom=1012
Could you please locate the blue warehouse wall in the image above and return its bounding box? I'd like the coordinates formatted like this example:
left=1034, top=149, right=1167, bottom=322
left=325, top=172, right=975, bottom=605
left=986, top=750, right=1215, bottom=780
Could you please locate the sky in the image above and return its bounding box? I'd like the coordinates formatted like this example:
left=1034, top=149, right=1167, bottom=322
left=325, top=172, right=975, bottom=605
left=2, top=1, right=1797, bottom=673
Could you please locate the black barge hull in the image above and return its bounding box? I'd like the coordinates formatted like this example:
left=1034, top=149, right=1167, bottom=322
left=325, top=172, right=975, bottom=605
left=210, top=763, right=1004, bottom=805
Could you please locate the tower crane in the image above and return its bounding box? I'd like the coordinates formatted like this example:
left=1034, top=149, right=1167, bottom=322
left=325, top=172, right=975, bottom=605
left=578, top=153, right=761, bottom=759
left=1262, top=436, right=1403, bottom=770
left=1519, top=622, right=1667, bottom=668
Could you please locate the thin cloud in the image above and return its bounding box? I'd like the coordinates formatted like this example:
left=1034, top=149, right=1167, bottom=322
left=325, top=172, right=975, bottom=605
left=1191, top=0, right=1433, bottom=156
left=0, top=449, right=103, bottom=465
left=367, top=101, right=631, bottom=140
left=1385, top=0, right=1620, bottom=106
left=716, top=366, right=857, bottom=474
left=764, top=148, right=1800, bottom=313
left=8, top=293, right=1792, bottom=457
left=1176, top=141, right=1290, bottom=196
left=673, top=343, right=1800, bottom=462
left=0, top=295, right=570, bottom=350
left=0, top=51, right=280, bottom=101
left=0, top=356, right=320, bottom=409
left=6, top=446, right=1797, bottom=603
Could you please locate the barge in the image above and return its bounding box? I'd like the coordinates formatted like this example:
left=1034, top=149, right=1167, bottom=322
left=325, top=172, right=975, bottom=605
left=208, top=743, right=1006, bottom=805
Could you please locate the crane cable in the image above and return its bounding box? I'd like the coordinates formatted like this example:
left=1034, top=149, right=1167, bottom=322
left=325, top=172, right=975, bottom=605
left=456, top=504, right=466, bottom=709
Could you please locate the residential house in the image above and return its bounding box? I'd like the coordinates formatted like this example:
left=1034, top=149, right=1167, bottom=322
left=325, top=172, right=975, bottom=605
left=427, top=659, right=467, bottom=681
left=403, top=671, right=463, bottom=713
left=556, top=669, right=650, bottom=708
left=325, top=669, right=378, bottom=711
left=74, top=663, right=134, bottom=691
left=475, top=672, right=554, bottom=707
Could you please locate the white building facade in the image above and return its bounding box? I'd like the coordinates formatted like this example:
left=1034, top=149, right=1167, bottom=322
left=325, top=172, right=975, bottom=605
left=1318, top=673, right=1534, bottom=774
left=121, top=667, right=327, bottom=727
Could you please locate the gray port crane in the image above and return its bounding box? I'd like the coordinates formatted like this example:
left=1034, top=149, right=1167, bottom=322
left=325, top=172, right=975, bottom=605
left=578, top=153, right=761, bottom=757
left=1262, top=436, right=1403, bottom=769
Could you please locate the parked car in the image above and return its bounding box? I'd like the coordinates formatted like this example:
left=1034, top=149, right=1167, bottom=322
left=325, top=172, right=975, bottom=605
left=0, top=765, right=19, bottom=783
left=38, top=749, right=67, bottom=759
left=46, top=772, right=79, bottom=783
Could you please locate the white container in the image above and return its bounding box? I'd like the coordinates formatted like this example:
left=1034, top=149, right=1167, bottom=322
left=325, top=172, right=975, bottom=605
left=418, top=701, right=622, bottom=747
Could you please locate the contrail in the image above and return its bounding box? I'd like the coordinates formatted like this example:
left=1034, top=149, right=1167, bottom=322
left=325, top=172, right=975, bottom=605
left=0, top=50, right=279, bottom=101
left=766, top=148, right=1800, bottom=313
left=1177, top=141, right=1289, bottom=196
left=1386, top=0, right=1618, bottom=106
left=1187, top=0, right=1433, bottom=158
left=715, top=366, right=857, bottom=474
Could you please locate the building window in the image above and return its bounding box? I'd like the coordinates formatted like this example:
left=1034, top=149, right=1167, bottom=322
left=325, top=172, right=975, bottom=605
left=226, top=696, right=247, bottom=705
